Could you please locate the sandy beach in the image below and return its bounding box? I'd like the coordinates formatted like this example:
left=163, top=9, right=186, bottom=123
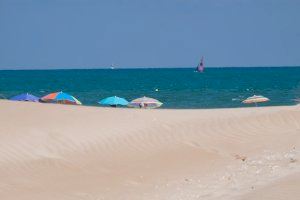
left=0, top=100, right=299, bottom=200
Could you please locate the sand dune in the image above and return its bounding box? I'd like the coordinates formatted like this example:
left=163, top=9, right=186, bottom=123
left=0, top=100, right=299, bottom=200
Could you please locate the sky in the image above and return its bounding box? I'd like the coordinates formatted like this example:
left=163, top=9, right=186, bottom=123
left=0, top=0, right=299, bottom=69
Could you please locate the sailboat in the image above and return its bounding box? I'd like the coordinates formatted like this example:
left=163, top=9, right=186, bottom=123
left=195, top=57, right=204, bottom=73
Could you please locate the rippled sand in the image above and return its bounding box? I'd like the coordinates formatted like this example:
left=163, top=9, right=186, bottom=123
left=0, top=100, right=299, bottom=200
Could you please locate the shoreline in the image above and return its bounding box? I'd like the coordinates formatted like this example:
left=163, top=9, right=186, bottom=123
left=1, top=99, right=298, bottom=111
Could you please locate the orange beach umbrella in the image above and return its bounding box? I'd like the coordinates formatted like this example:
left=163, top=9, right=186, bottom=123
left=41, top=91, right=82, bottom=105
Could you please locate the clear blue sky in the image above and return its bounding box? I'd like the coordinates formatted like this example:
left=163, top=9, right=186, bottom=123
left=0, top=0, right=299, bottom=69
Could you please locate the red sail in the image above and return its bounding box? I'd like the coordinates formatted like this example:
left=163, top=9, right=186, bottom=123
left=196, top=57, right=204, bottom=72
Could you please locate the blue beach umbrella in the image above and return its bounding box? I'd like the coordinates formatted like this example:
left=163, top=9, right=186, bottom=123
left=10, top=93, right=40, bottom=102
left=99, top=96, right=129, bottom=107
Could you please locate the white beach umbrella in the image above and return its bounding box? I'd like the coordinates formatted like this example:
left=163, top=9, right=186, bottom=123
left=293, top=98, right=300, bottom=104
left=242, top=95, right=270, bottom=106
left=128, top=96, right=163, bottom=109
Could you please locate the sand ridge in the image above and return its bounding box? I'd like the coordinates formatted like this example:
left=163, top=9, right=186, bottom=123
left=0, top=100, right=299, bottom=199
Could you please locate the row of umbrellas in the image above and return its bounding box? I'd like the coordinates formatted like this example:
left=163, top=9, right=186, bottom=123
left=99, top=96, right=163, bottom=108
left=9, top=92, right=163, bottom=108
left=9, top=92, right=272, bottom=108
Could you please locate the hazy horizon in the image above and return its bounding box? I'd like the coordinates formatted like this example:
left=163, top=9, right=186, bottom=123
left=1, top=65, right=300, bottom=71
left=1, top=0, right=300, bottom=69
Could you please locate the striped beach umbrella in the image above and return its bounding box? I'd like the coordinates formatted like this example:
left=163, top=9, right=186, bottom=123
left=128, top=96, right=163, bottom=109
left=99, top=96, right=129, bottom=107
left=242, top=95, right=270, bottom=106
left=41, top=91, right=82, bottom=105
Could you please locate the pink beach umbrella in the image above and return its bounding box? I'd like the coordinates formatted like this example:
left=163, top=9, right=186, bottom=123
left=128, top=96, right=163, bottom=109
left=242, top=95, right=270, bottom=106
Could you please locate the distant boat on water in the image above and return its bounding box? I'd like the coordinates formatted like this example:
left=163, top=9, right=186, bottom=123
left=195, top=57, right=204, bottom=73
left=110, top=63, right=116, bottom=69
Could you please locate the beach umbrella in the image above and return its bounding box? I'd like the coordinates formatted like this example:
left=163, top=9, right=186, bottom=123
left=128, top=96, right=163, bottom=109
left=242, top=95, right=270, bottom=106
left=41, top=91, right=82, bottom=105
left=99, top=96, right=129, bottom=107
left=9, top=93, right=40, bottom=102
left=293, top=98, right=300, bottom=103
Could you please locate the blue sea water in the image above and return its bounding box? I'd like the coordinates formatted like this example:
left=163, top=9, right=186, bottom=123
left=0, top=67, right=299, bottom=109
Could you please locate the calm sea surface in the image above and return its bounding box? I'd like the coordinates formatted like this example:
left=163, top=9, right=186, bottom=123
left=0, top=67, right=299, bottom=108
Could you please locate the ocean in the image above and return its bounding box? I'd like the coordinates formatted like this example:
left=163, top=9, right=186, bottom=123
left=0, top=67, right=299, bottom=109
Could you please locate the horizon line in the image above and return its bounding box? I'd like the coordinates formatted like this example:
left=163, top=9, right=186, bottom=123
left=0, top=65, right=300, bottom=71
